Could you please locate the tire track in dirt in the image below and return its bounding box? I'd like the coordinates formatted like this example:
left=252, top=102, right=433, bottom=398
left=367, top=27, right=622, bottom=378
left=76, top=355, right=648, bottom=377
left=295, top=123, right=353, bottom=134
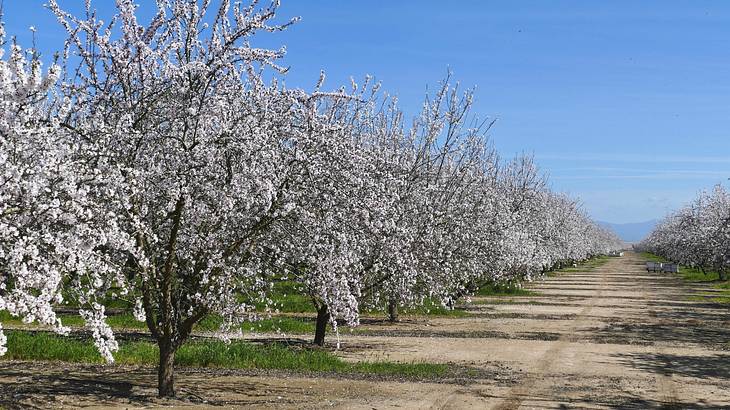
left=491, top=262, right=607, bottom=410
left=646, top=307, right=679, bottom=407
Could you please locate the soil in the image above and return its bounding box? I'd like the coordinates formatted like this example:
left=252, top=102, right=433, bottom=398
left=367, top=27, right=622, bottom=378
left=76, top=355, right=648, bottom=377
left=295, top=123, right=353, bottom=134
left=2, top=251, right=730, bottom=409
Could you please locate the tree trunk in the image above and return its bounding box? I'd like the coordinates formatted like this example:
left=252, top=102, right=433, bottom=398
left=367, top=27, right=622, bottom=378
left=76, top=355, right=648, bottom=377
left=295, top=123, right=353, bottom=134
left=158, top=340, right=176, bottom=397
left=313, top=304, right=329, bottom=346
left=387, top=296, right=399, bottom=322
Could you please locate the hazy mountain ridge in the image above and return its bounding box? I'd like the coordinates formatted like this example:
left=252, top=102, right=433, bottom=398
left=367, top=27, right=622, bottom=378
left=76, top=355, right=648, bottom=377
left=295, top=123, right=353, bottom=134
left=597, top=220, right=658, bottom=243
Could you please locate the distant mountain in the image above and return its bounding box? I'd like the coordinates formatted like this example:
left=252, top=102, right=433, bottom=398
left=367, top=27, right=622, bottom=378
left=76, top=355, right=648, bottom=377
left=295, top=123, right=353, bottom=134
left=597, top=220, right=658, bottom=243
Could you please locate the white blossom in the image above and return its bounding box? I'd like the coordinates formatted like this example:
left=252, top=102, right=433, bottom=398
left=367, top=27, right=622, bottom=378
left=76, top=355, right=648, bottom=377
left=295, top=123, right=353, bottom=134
left=0, top=1, right=623, bottom=397
left=639, top=184, right=730, bottom=280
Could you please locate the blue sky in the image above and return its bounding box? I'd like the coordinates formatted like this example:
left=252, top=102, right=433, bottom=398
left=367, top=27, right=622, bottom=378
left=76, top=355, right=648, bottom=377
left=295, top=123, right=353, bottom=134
left=4, top=1, right=730, bottom=223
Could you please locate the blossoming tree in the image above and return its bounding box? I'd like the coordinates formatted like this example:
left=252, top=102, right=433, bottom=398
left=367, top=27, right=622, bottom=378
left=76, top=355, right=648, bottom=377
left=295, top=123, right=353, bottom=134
left=0, top=18, right=133, bottom=361
left=0, top=0, right=625, bottom=398
left=48, top=0, right=311, bottom=397
left=639, top=185, right=730, bottom=279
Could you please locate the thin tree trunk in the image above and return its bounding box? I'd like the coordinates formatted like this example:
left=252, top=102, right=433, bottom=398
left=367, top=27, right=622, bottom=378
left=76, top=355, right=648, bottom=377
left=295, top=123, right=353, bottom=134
left=158, top=340, right=176, bottom=397
left=388, top=296, right=399, bottom=322
left=314, top=304, right=329, bottom=346
left=156, top=196, right=184, bottom=397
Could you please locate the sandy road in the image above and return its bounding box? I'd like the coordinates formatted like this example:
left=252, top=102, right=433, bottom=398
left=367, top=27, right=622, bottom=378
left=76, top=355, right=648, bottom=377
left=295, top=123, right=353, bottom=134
left=491, top=259, right=607, bottom=410
left=327, top=251, right=730, bottom=409
left=2, top=252, right=730, bottom=409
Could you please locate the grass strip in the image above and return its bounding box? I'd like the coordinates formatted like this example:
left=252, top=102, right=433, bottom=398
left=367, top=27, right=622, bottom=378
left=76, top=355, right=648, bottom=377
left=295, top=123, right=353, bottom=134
left=0, top=311, right=317, bottom=334
left=641, top=252, right=730, bottom=304
left=550, top=255, right=611, bottom=275
left=1, top=331, right=449, bottom=378
left=674, top=266, right=727, bottom=283
left=475, top=283, right=540, bottom=297
left=393, top=299, right=471, bottom=317
left=469, top=298, right=544, bottom=305
left=639, top=252, right=666, bottom=263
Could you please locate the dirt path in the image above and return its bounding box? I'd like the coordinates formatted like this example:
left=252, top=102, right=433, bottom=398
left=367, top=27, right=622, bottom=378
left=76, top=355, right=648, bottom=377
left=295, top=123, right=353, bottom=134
left=2, top=252, right=730, bottom=409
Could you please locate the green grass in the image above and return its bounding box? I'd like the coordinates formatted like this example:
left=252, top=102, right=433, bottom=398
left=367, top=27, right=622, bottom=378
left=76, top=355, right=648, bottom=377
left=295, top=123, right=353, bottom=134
left=3, top=331, right=106, bottom=363
left=469, top=298, right=543, bottom=305
left=1, top=279, right=467, bottom=336
left=266, top=294, right=316, bottom=313
left=0, top=310, right=158, bottom=330
left=0, top=310, right=317, bottom=334
left=475, top=282, right=539, bottom=297
left=687, top=291, right=730, bottom=304
left=551, top=256, right=610, bottom=274
left=715, top=281, right=730, bottom=289
left=687, top=281, right=730, bottom=304
left=1, top=331, right=449, bottom=378
left=2, top=280, right=464, bottom=337
left=195, top=315, right=317, bottom=334
left=470, top=256, right=615, bottom=299
left=641, top=253, right=730, bottom=304
left=640, top=252, right=728, bottom=283
left=639, top=252, right=666, bottom=263
left=252, top=281, right=317, bottom=314
left=677, top=266, right=723, bottom=282
left=0, top=306, right=464, bottom=335
left=397, top=299, right=470, bottom=317
left=259, top=282, right=468, bottom=318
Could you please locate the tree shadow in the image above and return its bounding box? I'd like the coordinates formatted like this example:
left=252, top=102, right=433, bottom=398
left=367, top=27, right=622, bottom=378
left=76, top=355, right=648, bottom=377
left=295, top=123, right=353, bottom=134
left=0, top=363, right=318, bottom=408
left=581, top=319, right=730, bottom=348
left=608, top=396, right=730, bottom=409
left=245, top=336, right=313, bottom=347
left=611, top=351, right=730, bottom=381
left=0, top=364, right=152, bottom=409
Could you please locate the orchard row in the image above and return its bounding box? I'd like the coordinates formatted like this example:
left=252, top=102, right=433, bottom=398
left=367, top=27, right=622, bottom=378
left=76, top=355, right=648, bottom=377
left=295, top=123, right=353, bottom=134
left=638, top=185, right=730, bottom=280
left=0, top=0, right=622, bottom=396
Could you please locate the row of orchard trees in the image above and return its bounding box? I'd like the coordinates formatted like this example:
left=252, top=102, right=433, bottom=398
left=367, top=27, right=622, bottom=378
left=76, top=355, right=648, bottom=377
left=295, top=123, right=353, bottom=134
left=638, top=185, right=730, bottom=280
left=0, top=0, right=622, bottom=397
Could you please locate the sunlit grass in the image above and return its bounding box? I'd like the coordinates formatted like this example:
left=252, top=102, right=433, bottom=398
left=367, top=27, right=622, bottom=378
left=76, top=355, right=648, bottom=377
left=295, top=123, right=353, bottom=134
left=392, top=299, right=470, bottom=317
left=640, top=252, right=726, bottom=283
left=1, top=331, right=450, bottom=378
left=1, top=280, right=469, bottom=339
left=547, top=255, right=610, bottom=276
left=251, top=281, right=318, bottom=314
left=474, top=282, right=540, bottom=297
left=687, top=293, right=730, bottom=304
left=679, top=267, right=723, bottom=282
left=687, top=282, right=730, bottom=304
left=0, top=311, right=317, bottom=334
left=252, top=281, right=469, bottom=318
left=469, top=298, right=544, bottom=305
left=469, top=256, right=613, bottom=301
left=639, top=252, right=666, bottom=263
left=640, top=252, right=730, bottom=305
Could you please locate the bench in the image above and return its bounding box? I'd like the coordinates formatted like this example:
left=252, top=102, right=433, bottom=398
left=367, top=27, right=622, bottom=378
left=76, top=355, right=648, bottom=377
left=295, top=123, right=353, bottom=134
left=646, top=262, right=679, bottom=273
left=662, top=263, right=678, bottom=273
left=646, top=262, right=662, bottom=272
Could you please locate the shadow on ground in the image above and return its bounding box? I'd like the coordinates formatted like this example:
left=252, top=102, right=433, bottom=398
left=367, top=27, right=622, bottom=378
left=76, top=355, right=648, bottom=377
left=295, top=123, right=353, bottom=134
left=611, top=351, right=730, bottom=381
left=0, top=364, right=150, bottom=409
